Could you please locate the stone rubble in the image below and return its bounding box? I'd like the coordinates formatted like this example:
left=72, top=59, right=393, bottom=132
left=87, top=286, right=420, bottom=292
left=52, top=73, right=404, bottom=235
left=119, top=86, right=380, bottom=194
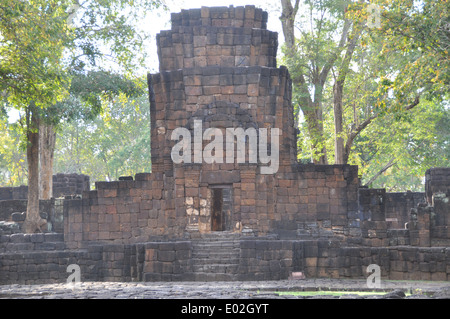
left=0, top=279, right=448, bottom=299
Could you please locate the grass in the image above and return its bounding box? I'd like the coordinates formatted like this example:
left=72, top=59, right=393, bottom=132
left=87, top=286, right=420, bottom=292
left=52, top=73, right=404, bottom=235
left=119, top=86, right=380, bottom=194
left=258, top=289, right=414, bottom=297
left=274, top=290, right=391, bottom=297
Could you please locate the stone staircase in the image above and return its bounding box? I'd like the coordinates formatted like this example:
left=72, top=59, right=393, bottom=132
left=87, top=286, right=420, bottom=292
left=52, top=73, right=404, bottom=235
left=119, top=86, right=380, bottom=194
left=191, top=231, right=241, bottom=281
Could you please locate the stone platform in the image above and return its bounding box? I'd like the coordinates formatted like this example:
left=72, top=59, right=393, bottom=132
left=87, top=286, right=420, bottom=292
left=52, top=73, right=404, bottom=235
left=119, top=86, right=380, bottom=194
left=1, top=279, right=449, bottom=299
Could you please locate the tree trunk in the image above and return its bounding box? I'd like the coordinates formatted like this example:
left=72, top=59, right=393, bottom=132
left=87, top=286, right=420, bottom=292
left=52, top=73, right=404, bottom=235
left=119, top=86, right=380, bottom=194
left=303, top=102, right=328, bottom=164
left=39, top=123, right=56, bottom=200
left=333, top=25, right=362, bottom=164
left=280, top=0, right=299, bottom=50
left=333, top=81, right=345, bottom=164
left=23, top=105, right=47, bottom=233
left=280, top=1, right=355, bottom=165
left=280, top=0, right=328, bottom=164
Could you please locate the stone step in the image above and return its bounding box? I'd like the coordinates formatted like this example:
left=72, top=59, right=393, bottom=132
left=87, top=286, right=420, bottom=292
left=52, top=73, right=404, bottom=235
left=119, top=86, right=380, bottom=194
left=192, top=249, right=239, bottom=256
left=192, top=251, right=240, bottom=259
left=193, top=239, right=239, bottom=245
left=191, top=272, right=238, bottom=281
left=192, top=244, right=240, bottom=252
left=192, top=263, right=239, bottom=273
left=194, top=231, right=241, bottom=241
left=195, top=240, right=240, bottom=246
left=192, top=256, right=240, bottom=264
left=190, top=234, right=242, bottom=280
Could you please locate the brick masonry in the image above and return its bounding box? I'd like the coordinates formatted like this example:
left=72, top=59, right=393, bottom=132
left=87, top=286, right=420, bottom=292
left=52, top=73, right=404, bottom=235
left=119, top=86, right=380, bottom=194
left=0, top=7, right=449, bottom=284
left=1, top=236, right=449, bottom=284
left=52, top=7, right=450, bottom=282
left=65, top=5, right=362, bottom=244
left=0, top=174, right=89, bottom=234
left=0, top=174, right=90, bottom=201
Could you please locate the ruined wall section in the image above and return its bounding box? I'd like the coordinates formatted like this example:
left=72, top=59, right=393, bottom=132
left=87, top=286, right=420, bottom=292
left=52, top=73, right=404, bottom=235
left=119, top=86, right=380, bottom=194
left=273, top=165, right=360, bottom=240
left=64, top=173, right=188, bottom=248
left=0, top=174, right=89, bottom=201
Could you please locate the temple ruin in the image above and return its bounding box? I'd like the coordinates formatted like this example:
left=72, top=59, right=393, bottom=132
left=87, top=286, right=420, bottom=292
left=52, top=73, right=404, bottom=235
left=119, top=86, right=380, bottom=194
left=0, top=6, right=449, bottom=284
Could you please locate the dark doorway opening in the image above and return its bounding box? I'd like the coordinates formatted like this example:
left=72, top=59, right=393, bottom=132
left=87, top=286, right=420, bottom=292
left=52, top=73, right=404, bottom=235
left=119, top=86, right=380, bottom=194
left=211, top=185, right=232, bottom=231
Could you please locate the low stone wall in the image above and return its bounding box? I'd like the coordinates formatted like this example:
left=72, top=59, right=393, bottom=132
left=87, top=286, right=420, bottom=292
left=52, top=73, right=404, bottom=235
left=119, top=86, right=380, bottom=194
left=0, top=174, right=89, bottom=201
left=385, top=192, right=425, bottom=229
left=140, top=241, right=193, bottom=281
left=0, top=250, right=94, bottom=285
left=0, top=200, right=53, bottom=222
left=0, top=233, right=64, bottom=252
left=52, top=173, right=90, bottom=198
left=0, top=186, right=28, bottom=201
left=238, top=239, right=293, bottom=281
left=2, top=237, right=448, bottom=285
left=295, top=240, right=449, bottom=281
left=0, top=199, right=56, bottom=234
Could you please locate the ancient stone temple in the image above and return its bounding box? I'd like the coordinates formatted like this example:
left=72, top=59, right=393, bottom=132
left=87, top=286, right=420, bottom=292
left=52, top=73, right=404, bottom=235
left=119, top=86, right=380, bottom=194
left=145, top=5, right=361, bottom=239
left=149, top=5, right=295, bottom=236
left=0, top=6, right=449, bottom=284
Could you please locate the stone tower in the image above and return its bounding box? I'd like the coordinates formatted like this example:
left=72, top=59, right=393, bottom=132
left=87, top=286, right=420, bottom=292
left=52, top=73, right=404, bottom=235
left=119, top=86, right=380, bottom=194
left=148, top=6, right=297, bottom=234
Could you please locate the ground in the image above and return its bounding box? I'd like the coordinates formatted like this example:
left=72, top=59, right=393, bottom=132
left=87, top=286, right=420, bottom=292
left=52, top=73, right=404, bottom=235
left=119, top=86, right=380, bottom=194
left=1, top=279, right=449, bottom=299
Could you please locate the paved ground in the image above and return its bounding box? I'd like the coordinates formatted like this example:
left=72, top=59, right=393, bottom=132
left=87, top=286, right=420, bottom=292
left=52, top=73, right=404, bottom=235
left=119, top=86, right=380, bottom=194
left=0, top=279, right=449, bottom=299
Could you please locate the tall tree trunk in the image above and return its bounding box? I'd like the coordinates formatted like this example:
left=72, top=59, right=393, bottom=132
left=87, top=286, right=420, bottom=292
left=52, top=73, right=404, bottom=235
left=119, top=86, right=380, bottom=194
left=280, top=0, right=353, bottom=164
left=303, top=102, right=328, bottom=164
left=333, top=82, right=345, bottom=164
left=333, top=25, right=362, bottom=164
left=39, top=123, right=56, bottom=200
left=280, top=0, right=328, bottom=164
left=23, top=105, right=47, bottom=233
left=280, top=0, right=299, bottom=50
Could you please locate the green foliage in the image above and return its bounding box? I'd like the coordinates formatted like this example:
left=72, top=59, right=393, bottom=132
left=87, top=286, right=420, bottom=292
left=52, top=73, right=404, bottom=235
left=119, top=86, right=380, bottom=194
left=354, top=99, right=449, bottom=191
left=0, top=115, right=27, bottom=186
left=67, top=0, right=166, bottom=74
left=345, top=0, right=450, bottom=190
left=54, top=71, right=146, bottom=122
left=281, top=0, right=449, bottom=190
left=0, top=0, right=164, bottom=188
left=53, top=94, right=151, bottom=183
left=0, top=0, right=72, bottom=108
left=0, top=0, right=164, bottom=109
left=0, top=92, right=152, bottom=186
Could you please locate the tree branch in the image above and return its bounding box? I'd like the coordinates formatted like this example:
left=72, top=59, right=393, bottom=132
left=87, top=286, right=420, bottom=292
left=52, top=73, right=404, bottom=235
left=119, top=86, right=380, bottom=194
left=343, top=95, right=421, bottom=163
left=364, top=158, right=396, bottom=187
left=319, top=19, right=353, bottom=86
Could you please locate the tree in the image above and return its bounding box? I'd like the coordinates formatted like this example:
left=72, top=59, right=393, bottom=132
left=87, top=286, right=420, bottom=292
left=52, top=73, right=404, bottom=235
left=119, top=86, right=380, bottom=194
left=280, top=0, right=354, bottom=164
left=279, top=0, right=449, bottom=186
left=0, top=0, right=165, bottom=232
left=0, top=0, right=71, bottom=232
left=38, top=70, right=146, bottom=200
left=355, top=99, right=450, bottom=191
left=337, top=0, right=449, bottom=167
left=37, top=0, right=165, bottom=201
left=53, top=94, right=151, bottom=182
left=0, top=109, right=27, bottom=186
